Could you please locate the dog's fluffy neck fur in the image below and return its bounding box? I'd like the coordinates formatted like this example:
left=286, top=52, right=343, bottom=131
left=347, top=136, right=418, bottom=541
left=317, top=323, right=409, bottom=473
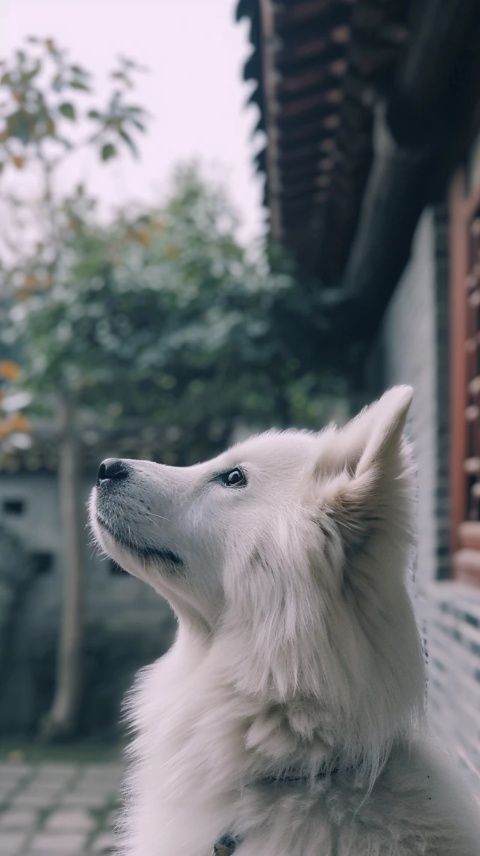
left=124, top=596, right=425, bottom=856
left=156, top=469, right=426, bottom=793
left=152, top=565, right=425, bottom=792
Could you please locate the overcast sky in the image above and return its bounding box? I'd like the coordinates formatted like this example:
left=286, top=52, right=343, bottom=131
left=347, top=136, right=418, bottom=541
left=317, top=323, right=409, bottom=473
left=1, top=0, right=264, bottom=243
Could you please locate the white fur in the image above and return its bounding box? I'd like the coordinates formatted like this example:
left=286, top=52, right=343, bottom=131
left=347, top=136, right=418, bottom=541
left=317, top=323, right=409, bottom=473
left=90, top=387, right=479, bottom=855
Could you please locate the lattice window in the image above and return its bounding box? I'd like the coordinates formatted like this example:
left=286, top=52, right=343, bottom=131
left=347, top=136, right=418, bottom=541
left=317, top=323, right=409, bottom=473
left=450, top=171, right=480, bottom=585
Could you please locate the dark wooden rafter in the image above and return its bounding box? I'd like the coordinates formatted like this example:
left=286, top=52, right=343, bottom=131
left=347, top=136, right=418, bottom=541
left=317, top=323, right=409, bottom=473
left=270, top=0, right=353, bottom=29
left=237, top=0, right=408, bottom=274
left=238, top=0, right=480, bottom=314
left=258, top=0, right=283, bottom=237
left=275, top=64, right=340, bottom=98
left=274, top=34, right=341, bottom=66
left=314, top=0, right=410, bottom=281
left=236, top=0, right=354, bottom=242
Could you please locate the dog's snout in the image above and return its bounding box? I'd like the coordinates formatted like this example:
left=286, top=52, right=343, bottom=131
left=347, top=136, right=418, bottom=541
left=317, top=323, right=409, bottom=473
left=97, top=458, right=129, bottom=484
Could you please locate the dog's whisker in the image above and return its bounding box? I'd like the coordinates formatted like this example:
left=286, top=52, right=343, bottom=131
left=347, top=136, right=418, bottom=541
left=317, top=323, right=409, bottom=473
left=142, top=510, right=171, bottom=523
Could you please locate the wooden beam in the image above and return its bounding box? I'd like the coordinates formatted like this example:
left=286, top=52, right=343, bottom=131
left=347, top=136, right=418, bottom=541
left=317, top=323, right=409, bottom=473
left=449, top=170, right=469, bottom=555
left=259, top=0, right=283, bottom=240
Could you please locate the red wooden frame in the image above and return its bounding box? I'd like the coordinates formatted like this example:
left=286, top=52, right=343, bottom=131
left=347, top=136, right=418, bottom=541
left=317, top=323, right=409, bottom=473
left=449, top=169, right=480, bottom=585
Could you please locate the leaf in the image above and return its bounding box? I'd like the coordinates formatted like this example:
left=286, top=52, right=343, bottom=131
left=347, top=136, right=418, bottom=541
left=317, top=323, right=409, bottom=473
left=7, top=109, right=34, bottom=142
left=0, top=360, right=21, bottom=381
left=23, top=63, right=42, bottom=83
left=9, top=432, right=32, bottom=450
left=70, top=80, right=90, bottom=92
left=11, top=154, right=26, bottom=169
left=2, top=391, right=32, bottom=412
left=130, top=119, right=146, bottom=132
left=118, top=127, right=138, bottom=157
left=24, top=272, right=39, bottom=289
left=52, top=75, right=64, bottom=93
left=13, top=414, right=31, bottom=433
left=58, top=101, right=76, bottom=120
left=100, top=142, right=117, bottom=161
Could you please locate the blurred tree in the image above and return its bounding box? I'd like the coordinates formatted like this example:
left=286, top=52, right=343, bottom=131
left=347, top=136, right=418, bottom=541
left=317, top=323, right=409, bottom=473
left=0, top=41, right=344, bottom=739
left=4, top=165, right=342, bottom=462
left=0, top=37, right=149, bottom=739
left=0, top=361, right=31, bottom=450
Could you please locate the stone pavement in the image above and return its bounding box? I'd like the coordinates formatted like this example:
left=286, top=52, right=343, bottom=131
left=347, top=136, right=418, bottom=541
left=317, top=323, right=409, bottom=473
left=0, top=761, right=123, bottom=855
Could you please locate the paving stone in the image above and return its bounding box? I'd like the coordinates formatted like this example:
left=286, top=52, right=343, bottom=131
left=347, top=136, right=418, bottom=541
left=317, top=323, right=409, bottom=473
left=12, top=791, right=58, bottom=809
left=80, top=768, right=118, bottom=779
left=29, top=773, right=68, bottom=788
left=28, top=831, right=88, bottom=853
left=34, top=770, right=77, bottom=787
left=0, top=831, right=29, bottom=855
left=84, top=764, right=122, bottom=778
left=76, top=781, right=119, bottom=797
left=0, top=764, right=32, bottom=778
left=35, top=764, right=77, bottom=777
left=19, top=783, right=63, bottom=799
left=90, top=831, right=116, bottom=853
left=0, top=760, right=120, bottom=853
left=45, top=809, right=95, bottom=833
left=28, top=778, right=62, bottom=789
left=0, top=771, right=30, bottom=792
left=24, top=851, right=86, bottom=856
left=72, top=782, right=115, bottom=796
left=61, top=791, right=112, bottom=808
left=75, top=784, right=117, bottom=800
left=0, top=808, right=38, bottom=830
left=0, top=784, right=18, bottom=803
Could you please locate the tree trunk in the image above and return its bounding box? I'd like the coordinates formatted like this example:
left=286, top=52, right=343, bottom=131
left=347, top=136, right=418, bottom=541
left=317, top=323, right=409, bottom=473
left=42, top=396, right=84, bottom=740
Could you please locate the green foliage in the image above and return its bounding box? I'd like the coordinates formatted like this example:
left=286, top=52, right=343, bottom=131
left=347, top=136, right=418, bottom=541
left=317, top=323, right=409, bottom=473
left=2, top=164, right=341, bottom=463
left=0, top=38, right=148, bottom=173
left=0, top=40, right=343, bottom=467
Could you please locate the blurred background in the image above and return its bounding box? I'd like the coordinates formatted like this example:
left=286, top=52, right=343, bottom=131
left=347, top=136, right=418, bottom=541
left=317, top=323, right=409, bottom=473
left=0, top=0, right=479, bottom=851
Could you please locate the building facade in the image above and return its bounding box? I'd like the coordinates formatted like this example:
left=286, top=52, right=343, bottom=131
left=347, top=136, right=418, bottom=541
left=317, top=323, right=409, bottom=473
left=374, top=201, right=480, bottom=795
left=238, top=0, right=480, bottom=799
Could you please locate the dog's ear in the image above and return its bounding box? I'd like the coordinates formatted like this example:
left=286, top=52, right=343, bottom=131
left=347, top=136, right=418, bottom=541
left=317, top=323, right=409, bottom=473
left=318, top=386, right=414, bottom=552
left=333, top=385, right=413, bottom=475
left=352, top=385, right=413, bottom=476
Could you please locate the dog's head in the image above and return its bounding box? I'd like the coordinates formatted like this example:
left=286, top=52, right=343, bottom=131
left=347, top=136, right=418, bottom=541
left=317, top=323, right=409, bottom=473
left=90, top=386, right=424, bottom=751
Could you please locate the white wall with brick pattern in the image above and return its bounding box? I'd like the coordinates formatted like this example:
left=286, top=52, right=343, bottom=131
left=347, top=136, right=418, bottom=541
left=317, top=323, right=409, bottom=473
left=373, top=207, right=480, bottom=802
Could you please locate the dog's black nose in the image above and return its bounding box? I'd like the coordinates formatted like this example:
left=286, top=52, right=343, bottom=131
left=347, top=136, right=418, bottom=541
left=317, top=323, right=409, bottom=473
left=97, top=458, right=129, bottom=483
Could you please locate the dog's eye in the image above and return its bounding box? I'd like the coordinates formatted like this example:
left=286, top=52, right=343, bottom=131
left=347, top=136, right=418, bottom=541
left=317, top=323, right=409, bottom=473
left=218, top=468, right=247, bottom=488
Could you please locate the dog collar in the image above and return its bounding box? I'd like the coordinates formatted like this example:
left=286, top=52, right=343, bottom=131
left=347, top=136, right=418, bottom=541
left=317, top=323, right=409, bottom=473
left=258, top=764, right=340, bottom=785
left=211, top=765, right=345, bottom=853
left=213, top=834, right=241, bottom=855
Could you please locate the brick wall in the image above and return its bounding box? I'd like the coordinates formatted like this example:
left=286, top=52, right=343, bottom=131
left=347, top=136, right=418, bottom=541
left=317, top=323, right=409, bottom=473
left=424, top=582, right=480, bottom=798
left=372, top=206, right=480, bottom=801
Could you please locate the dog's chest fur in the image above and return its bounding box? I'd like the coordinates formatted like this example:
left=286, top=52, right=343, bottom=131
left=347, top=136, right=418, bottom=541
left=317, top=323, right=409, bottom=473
left=120, top=643, right=478, bottom=856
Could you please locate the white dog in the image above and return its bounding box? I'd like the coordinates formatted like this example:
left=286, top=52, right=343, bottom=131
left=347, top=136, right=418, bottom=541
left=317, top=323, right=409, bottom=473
left=90, top=386, right=479, bottom=856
